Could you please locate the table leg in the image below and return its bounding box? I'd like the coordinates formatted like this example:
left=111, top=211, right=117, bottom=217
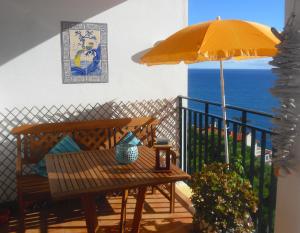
left=120, top=189, right=129, bottom=233
left=131, top=186, right=147, bottom=233
left=170, top=182, right=175, bottom=213
left=81, top=194, right=98, bottom=233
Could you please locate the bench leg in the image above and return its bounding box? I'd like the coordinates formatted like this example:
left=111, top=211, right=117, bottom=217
left=18, top=194, right=25, bottom=232
left=120, top=189, right=128, bottom=233
left=151, top=186, right=157, bottom=194
left=169, top=182, right=175, bottom=213
left=131, top=186, right=147, bottom=233
left=81, top=194, right=98, bottom=233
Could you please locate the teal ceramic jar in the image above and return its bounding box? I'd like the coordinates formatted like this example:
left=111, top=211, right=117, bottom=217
left=115, top=143, right=139, bottom=164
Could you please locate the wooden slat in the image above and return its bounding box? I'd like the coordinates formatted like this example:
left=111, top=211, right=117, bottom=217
left=68, top=153, right=91, bottom=190
left=97, top=152, right=132, bottom=189
left=52, top=155, right=69, bottom=193
left=18, top=175, right=50, bottom=195
left=56, top=154, right=74, bottom=192
left=46, top=157, right=62, bottom=194
left=129, top=149, right=155, bottom=181
left=99, top=150, right=133, bottom=186
left=79, top=151, right=103, bottom=187
left=87, top=151, right=114, bottom=187
left=87, top=152, right=107, bottom=184
left=16, top=135, right=22, bottom=176
left=11, top=117, right=159, bottom=135
left=23, top=135, right=28, bottom=162
left=46, top=146, right=190, bottom=199
left=71, top=153, right=96, bottom=189
left=60, top=154, right=80, bottom=191
left=65, top=153, right=86, bottom=190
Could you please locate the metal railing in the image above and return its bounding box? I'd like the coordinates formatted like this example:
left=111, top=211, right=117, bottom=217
left=178, top=95, right=277, bottom=233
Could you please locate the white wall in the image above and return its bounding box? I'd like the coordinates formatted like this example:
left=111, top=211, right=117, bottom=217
left=0, top=0, right=188, bottom=110
left=275, top=0, right=300, bottom=232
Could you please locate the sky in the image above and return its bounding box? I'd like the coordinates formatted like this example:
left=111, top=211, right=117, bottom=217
left=188, top=0, right=284, bottom=69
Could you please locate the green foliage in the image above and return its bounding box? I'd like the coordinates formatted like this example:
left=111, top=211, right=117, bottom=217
left=188, top=127, right=274, bottom=231
left=191, top=163, right=258, bottom=233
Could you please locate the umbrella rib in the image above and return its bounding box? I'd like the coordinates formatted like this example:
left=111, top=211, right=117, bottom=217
left=242, top=21, right=279, bottom=47
left=196, top=21, right=217, bottom=58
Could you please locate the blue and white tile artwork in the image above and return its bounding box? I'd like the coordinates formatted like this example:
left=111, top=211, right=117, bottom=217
left=61, top=22, right=108, bottom=83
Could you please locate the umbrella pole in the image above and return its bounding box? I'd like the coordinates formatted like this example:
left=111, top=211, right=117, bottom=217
left=219, top=60, right=230, bottom=164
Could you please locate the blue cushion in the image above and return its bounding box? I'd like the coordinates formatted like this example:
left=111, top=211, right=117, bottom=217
left=119, top=132, right=142, bottom=146
left=34, top=135, right=81, bottom=177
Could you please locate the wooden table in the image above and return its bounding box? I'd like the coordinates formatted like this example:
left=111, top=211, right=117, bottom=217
left=46, top=146, right=190, bottom=233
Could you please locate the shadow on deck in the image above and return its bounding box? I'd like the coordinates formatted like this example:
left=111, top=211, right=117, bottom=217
left=1, top=192, right=193, bottom=233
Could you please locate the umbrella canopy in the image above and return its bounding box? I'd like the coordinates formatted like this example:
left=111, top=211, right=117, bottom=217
left=140, top=18, right=279, bottom=65
left=140, top=18, right=279, bottom=164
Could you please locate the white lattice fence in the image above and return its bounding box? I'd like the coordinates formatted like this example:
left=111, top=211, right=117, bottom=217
left=0, top=98, right=178, bottom=203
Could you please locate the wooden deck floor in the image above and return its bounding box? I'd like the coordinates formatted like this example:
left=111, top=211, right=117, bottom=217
left=1, top=192, right=193, bottom=233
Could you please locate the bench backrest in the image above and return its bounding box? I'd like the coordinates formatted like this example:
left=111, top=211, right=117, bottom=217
left=11, top=117, right=159, bottom=165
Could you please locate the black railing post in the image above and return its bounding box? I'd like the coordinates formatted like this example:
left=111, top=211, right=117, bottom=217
left=193, top=111, right=197, bottom=173
left=211, top=117, right=215, bottom=160
left=241, top=111, right=247, bottom=169
left=188, top=110, right=192, bottom=174
left=178, top=96, right=183, bottom=169
left=217, top=118, right=222, bottom=161
left=204, top=103, right=209, bottom=163
left=232, top=123, right=238, bottom=158
left=249, top=128, right=256, bottom=185
left=268, top=148, right=278, bottom=233
left=258, top=131, right=266, bottom=233
left=198, top=113, right=203, bottom=171
left=268, top=164, right=277, bottom=233
left=183, top=109, right=187, bottom=172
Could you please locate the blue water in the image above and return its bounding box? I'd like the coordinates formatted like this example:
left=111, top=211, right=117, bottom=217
left=188, top=69, right=279, bottom=130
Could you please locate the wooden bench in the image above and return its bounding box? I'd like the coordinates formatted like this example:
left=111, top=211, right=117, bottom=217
left=11, top=117, right=177, bottom=224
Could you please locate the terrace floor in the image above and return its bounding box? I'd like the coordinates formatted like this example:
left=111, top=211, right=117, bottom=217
left=1, top=191, right=193, bottom=233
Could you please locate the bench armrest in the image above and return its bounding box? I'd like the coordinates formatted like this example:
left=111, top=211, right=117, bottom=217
left=170, top=149, right=179, bottom=165
left=16, top=156, right=22, bottom=177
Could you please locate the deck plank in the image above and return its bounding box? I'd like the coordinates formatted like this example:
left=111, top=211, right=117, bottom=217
left=3, top=192, right=193, bottom=233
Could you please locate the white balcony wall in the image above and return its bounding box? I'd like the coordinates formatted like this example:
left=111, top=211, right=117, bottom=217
left=0, top=0, right=188, bottom=110
left=275, top=0, right=300, bottom=232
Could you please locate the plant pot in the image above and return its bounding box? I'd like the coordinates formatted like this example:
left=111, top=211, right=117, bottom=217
left=193, top=216, right=254, bottom=233
left=193, top=220, right=216, bottom=233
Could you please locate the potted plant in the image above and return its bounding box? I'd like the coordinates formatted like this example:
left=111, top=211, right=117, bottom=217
left=191, top=162, right=258, bottom=233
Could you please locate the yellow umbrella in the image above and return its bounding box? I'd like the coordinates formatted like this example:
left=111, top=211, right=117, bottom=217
left=140, top=17, right=279, bottom=164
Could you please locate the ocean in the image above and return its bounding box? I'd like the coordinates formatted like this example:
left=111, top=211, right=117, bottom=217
left=188, top=69, right=279, bottom=130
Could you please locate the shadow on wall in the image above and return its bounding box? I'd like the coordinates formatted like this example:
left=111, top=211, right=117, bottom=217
left=0, top=98, right=178, bottom=203
left=0, top=0, right=126, bottom=66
